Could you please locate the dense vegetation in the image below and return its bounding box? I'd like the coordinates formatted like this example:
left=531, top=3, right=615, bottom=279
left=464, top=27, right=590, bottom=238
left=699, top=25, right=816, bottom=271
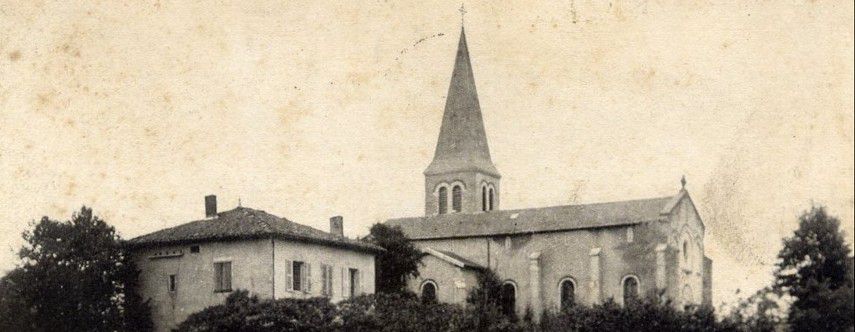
left=0, top=207, right=152, bottom=332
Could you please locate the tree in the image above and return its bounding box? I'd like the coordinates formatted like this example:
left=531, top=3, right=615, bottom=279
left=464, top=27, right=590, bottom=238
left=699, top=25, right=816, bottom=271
left=366, top=223, right=422, bottom=294
left=8, top=206, right=152, bottom=331
left=774, top=205, right=854, bottom=332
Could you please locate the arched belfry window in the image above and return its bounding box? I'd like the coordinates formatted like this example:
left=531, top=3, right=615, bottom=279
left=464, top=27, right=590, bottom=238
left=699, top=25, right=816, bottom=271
left=452, top=185, right=462, bottom=212
left=488, top=188, right=495, bottom=211
left=481, top=186, right=487, bottom=212
left=438, top=187, right=448, bottom=214
left=559, top=278, right=576, bottom=310
left=622, top=275, right=639, bottom=305
left=421, top=280, right=437, bottom=303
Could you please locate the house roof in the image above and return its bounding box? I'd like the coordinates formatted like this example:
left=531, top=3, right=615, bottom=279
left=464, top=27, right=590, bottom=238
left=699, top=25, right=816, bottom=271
left=424, top=26, right=499, bottom=177
left=423, top=247, right=485, bottom=270
left=387, top=193, right=682, bottom=240
left=127, top=207, right=383, bottom=253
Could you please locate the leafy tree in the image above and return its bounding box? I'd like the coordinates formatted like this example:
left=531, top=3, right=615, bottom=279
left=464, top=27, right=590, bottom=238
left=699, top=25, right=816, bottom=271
left=7, top=206, right=152, bottom=331
left=774, top=205, right=854, bottom=332
left=366, top=223, right=422, bottom=294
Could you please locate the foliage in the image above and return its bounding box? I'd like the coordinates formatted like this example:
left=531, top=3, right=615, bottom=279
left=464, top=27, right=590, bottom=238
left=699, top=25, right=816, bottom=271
left=365, top=224, right=423, bottom=294
left=774, top=205, right=854, bottom=332
left=717, top=287, right=785, bottom=332
left=176, top=290, right=338, bottom=332
left=337, top=292, right=466, bottom=332
left=0, top=206, right=152, bottom=332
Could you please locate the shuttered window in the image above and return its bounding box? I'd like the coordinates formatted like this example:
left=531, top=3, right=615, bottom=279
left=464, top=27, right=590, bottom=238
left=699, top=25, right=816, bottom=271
left=214, top=262, right=232, bottom=292
left=438, top=187, right=448, bottom=214
left=452, top=185, right=462, bottom=212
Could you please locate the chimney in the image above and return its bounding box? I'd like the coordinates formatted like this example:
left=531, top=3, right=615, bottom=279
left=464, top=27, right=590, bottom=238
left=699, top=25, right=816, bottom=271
left=205, top=195, right=217, bottom=218
left=329, top=216, right=344, bottom=237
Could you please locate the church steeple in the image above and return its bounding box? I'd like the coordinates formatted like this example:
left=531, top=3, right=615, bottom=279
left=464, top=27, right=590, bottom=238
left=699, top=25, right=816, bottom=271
left=424, top=24, right=501, bottom=216
left=424, top=26, right=499, bottom=178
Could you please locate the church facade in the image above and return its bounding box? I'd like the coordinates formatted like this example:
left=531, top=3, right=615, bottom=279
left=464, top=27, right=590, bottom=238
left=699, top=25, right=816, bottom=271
left=385, top=27, right=712, bottom=318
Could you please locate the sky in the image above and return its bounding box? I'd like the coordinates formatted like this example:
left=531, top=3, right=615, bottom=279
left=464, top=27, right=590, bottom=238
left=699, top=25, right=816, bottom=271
left=1, top=0, right=853, bottom=308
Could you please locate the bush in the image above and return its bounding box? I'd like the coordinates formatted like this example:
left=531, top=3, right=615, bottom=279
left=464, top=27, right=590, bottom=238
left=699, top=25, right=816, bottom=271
left=175, top=290, right=338, bottom=332
left=337, top=291, right=466, bottom=332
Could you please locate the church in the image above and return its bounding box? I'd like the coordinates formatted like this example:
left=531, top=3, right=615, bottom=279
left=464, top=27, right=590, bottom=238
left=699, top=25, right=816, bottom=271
left=385, top=26, right=712, bottom=318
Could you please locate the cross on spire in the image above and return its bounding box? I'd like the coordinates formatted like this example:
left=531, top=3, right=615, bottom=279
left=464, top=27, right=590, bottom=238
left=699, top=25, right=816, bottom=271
left=459, top=3, right=467, bottom=26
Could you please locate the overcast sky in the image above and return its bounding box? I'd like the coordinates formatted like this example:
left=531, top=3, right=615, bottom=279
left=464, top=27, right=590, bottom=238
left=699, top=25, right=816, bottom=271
left=1, top=1, right=852, bottom=307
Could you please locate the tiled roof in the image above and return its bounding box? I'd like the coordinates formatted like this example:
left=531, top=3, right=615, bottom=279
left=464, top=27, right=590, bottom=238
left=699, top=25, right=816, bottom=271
left=128, top=207, right=382, bottom=253
left=387, top=195, right=679, bottom=240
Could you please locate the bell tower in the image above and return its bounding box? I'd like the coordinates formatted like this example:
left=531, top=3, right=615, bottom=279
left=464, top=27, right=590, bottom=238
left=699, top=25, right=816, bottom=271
left=424, top=26, right=500, bottom=216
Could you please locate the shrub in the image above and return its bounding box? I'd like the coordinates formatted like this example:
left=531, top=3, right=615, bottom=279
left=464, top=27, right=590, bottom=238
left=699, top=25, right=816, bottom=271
left=175, top=290, right=337, bottom=332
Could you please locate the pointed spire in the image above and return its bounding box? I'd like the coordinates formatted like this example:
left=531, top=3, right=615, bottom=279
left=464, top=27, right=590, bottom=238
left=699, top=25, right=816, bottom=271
left=424, top=26, right=500, bottom=177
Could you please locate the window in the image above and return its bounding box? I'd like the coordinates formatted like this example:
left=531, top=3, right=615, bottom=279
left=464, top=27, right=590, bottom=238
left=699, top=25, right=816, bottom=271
left=559, top=278, right=575, bottom=309
left=438, top=187, right=448, bottom=214
left=488, top=188, right=494, bottom=211
left=214, top=262, right=232, bottom=292
left=622, top=275, right=639, bottom=305
left=683, top=241, right=689, bottom=262
left=452, top=185, right=462, bottom=212
left=349, top=268, right=360, bottom=297
left=321, top=264, right=334, bottom=297
left=291, top=261, right=306, bottom=291
left=168, top=274, right=177, bottom=292
left=421, top=280, right=437, bottom=303
left=627, top=227, right=634, bottom=243
left=500, top=282, right=516, bottom=317
left=190, top=245, right=200, bottom=253
left=482, top=186, right=487, bottom=211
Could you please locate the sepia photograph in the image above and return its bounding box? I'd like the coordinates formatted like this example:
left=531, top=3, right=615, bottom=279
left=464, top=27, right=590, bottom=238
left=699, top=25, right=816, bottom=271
left=1, top=1, right=853, bottom=331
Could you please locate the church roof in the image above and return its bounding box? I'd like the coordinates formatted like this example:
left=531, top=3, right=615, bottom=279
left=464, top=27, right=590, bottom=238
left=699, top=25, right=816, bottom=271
left=386, top=195, right=678, bottom=240
left=424, top=27, right=499, bottom=177
left=127, top=207, right=383, bottom=253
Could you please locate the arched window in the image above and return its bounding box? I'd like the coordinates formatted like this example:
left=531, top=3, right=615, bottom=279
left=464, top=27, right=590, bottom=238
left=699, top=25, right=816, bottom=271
left=438, top=187, right=448, bottom=214
left=452, top=185, right=462, bottom=212
left=683, top=241, right=689, bottom=262
left=500, top=282, right=516, bottom=317
left=559, top=278, right=576, bottom=310
left=482, top=186, right=487, bottom=212
left=488, top=188, right=494, bottom=211
left=421, top=280, right=437, bottom=304
left=622, top=275, right=639, bottom=305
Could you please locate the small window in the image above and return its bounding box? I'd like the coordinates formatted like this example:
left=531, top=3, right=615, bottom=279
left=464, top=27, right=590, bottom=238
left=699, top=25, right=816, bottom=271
left=488, top=188, right=494, bottom=211
left=482, top=186, right=487, bottom=212
left=190, top=245, right=200, bottom=253
left=293, top=261, right=304, bottom=291
left=559, top=278, right=575, bottom=309
left=421, top=280, right=437, bottom=303
left=349, top=268, right=360, bottom=297
left=622, top=275, right=639, bottom=305
left=627, top=227, right=634, bottom=243
left=438, top=187, right=448, bottom=214
left=168, top=274, right=177, bottom=292
left=683, top=241, right=689, bottom=262
left=452, top=185, right=462, bottom=212
left=504, top=236, right=512, bottom=250
left=214, top=262, right=232, bottom=292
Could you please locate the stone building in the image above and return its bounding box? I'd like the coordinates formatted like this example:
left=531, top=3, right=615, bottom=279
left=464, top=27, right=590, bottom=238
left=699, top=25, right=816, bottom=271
left=385, top=27, right=712, bottom=318
left=128, top=195, right=382, bottom=331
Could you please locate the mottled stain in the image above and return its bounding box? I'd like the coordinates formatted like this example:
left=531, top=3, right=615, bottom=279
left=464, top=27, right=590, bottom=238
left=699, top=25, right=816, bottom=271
left=8, top=50, right=21, bottom=61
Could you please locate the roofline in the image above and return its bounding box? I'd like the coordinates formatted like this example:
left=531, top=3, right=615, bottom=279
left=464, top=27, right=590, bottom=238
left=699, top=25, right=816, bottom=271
left=126, top=233, right=384, bottom=254
left=423, top=166, right=502, bottom=178
left=386, top=195, right=675, bottom=224
left=423, top=247, right=485, bottom=270
left=403, top=219, right=659, bottom=241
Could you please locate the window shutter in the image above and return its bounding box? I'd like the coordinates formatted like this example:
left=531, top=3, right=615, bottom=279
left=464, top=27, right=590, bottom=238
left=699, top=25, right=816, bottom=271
left=341, top=267, right=347, bottom=297
left=285, top=260, right=293, bottom=292
left=306, top=263, right=312, bottom=293
left=355, top=270, right=361, bottom=295
left=224, top=262, right=232, bottom=290
left=321, top=265, right=327, bottom=296
left=328, top=265, right=334, bottom=297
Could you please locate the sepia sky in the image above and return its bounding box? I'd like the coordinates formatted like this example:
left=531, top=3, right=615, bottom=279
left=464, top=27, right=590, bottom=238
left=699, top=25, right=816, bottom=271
left=1, top=0, right=853, bottom=306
